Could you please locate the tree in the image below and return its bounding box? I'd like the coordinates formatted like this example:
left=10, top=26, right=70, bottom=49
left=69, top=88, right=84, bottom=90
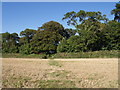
left=31, top=30, right=62, bottom=54
left=111, top=1, right=120, bottom=22
left=101, top=20, right=120, bottom=50
left=19, top=43, right=32, bottom=54
left=2, top=32, right=19, bottom=53
left=2, top=32, right=11, bottom=53
left=20, top=29, right=37, bottom=44
left=78, top=29, right=100, bottom=51
left=67, top=36, right=83, bottom=52
left=62, top=10, right=108, bottom=51
left=62, top=10, right=108, bottom=29
left=62, top=11, right=77, bottom=27
left=38, top=21, right=69, bottom=39
left=64, top=28, right=77, bottom=39
left=57, top=38, right=69, bottom=52
left=19, top=29, right=37, bottom=54
left=39, top=21, right=64, bottom=31
left=29, top=21, right=72, bottom=54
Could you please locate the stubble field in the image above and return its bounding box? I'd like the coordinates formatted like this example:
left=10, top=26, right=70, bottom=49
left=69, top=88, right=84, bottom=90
left=2, top=58, right=118, bottom=88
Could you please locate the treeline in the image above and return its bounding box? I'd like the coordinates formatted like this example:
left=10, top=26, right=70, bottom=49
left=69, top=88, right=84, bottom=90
left=1, top=2, right=120, bottom=55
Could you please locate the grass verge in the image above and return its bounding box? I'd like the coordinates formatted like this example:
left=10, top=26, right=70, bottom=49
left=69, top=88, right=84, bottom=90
left=2, top=50, right=119, bottom=58
left=53, top=50, right=119, bottom=58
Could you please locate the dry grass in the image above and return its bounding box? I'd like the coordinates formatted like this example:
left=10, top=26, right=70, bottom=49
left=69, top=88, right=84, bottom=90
left=2, top=58, right=118, bottom=88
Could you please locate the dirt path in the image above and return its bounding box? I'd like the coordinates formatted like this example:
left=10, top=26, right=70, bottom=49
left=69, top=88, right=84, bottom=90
left=2, top=58, right=118, bottom=61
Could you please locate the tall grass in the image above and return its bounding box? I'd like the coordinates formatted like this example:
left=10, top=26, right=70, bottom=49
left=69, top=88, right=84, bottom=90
left=2, top=50, right=119, bottom=58
left=53, top=50, right=119, bottom=58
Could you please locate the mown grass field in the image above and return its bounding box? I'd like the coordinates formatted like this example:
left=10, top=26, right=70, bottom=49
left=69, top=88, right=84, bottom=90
left=2, top=58, right=118, bottom=88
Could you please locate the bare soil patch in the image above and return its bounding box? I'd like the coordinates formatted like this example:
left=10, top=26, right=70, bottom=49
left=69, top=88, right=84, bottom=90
left=2, top=58, right=118, bottom=88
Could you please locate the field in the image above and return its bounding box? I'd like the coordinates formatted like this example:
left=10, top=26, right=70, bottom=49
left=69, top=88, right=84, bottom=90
left=2, top=50, right=119, bottom=59
left=2, top=58, right=118, bottom=88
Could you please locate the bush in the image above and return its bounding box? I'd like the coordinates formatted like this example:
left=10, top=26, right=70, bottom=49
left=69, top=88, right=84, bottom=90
left=53, top=50, right=119, bottom=58
left=19, top=44, right=32, bottom=55
left=57, top=39, right=69, bottom=52
left=101, top=21, right=120, bottom=50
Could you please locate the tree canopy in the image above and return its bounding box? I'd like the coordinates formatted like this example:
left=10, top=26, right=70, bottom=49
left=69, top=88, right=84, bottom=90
left=1, top=2, right=120, bottom=54
left=2, top=32, right=19, bottom=53
left=111, top=1, right=120, bottom=22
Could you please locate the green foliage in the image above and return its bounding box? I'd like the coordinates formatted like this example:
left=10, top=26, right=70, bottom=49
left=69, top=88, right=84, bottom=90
left=19, top=29, right=37, bottom=54
left=111, top=1, right=120, bottom=22
left=31, top=29, right=62, bottom=54
left=61, top=10, right=109, bottom=52
left=1, top=5, right=120, bottom=56
left=39, top=21, right=64, bottom=31
left=57, top=33, right=99, bottom=52
left=39, top=21, right=68, bottom=38
left=18, top=21, right=67, bottom=55
left=64, top=28, right=77, bottom=39
left=2, top=50, right=119, bottom=58
left=67, top=36, right=83, bottom=52
left=79, top=30, right=99, bottom=51
left=2, top=32, right=19, bottom=53
left=19, top=44, right=32, bottom=55
left=77, top=19, right=101, bottom=32
left=101, top=21, right=120, bottom=50
left=19, top=29, right=37, bottom=44
left=57, top=39, right=69, bottom=52
left=53, top=50, right=119, bottom=58
left=62, top=10, right=108, bottom=28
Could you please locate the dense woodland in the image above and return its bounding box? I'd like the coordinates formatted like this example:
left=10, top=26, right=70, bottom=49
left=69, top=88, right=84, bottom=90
left=1, top=2, right=120, bottom=55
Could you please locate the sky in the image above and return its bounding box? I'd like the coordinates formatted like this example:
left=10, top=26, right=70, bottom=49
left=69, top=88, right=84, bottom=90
left=2, top=2, right=117, bottom=34
left=2, top=0, right=119, bottom=2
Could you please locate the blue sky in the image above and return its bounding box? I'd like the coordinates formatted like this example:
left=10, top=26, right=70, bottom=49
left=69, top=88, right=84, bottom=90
left=2, top=2, right=117, bottom=34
